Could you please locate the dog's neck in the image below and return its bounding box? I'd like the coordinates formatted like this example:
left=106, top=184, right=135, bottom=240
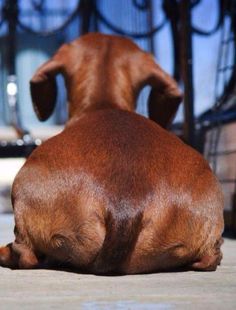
left=65, top=74, right=137, bottom=123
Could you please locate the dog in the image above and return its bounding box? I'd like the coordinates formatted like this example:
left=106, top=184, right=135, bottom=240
left=0, top=33, right=224, bottom=274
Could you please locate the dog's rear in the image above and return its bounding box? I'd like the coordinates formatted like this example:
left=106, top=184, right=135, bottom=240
left=0, top=33, right=224, bottom=274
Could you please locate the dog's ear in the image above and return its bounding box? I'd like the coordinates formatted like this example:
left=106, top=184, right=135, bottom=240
left=143, top=55, right=182, bottom=129
left=30, top=59, right=62, bottom=121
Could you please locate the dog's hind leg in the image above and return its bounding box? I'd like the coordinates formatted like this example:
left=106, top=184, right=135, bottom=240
left=0, top=242, right=39, bottom=269
left=190, top=238, right=223, bottom=271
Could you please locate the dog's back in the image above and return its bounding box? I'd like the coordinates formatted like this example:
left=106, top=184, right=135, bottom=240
left=63, top=34, right=145, bottom=113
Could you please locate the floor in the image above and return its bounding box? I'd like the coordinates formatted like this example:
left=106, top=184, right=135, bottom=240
left=0, top=214, right=236, bottom=310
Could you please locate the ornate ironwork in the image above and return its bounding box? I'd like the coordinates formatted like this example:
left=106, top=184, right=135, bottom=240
left=94, top=2, right=167, bottom=39
left=191, top=0, right=224, bottom=36
left=17, top=6, right=81, bottom=37
left=132, top=0, right=150, bottom=11
left=0, top=0, right=81, bottom=36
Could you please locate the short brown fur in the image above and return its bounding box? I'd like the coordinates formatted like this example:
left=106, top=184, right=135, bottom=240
left=0, top=33, right=224, bottom=274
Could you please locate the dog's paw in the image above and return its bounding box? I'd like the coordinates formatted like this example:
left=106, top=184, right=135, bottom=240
left=0, top=244, right=15, bottom=268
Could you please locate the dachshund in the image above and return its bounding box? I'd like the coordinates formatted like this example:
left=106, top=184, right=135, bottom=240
left=0, top=33, right=224, bottom=274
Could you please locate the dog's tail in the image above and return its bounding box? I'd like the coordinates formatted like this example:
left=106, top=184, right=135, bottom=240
left=92, top=206, right=143, bottom=275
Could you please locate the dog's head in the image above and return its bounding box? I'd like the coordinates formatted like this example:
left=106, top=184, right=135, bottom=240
left=30, top=33, right=182, bottom=127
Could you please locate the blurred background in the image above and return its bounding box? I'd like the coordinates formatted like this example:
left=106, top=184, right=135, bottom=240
left=0, top=0, right=235, bottom=234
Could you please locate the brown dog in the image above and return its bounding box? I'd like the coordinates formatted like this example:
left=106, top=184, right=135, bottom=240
left=0, top=33, right=224, bottom=274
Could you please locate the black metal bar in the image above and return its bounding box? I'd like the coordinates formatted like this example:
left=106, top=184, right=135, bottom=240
left=222, top=37, right=235, bottom=44
left=147, top=0, right=155, bottom=54
left=179, top=0, right=195, bottom=147
left=208, top=149, right=236, bottom=156
left=0, top=142, right=39, bottom=158
left=79, top=0, right=94, bottom=34
left=232, top=192, right=236, bottom=233
left=163, top=0, right=181, bottom=82
left=3, top=0, right=18, bottom=76
left=218, top=65, right=235, bottom=72
left=218, top=179, right=236, bottom=183
left=17, top=9, right=75, bottom=16
left=2, top=0, right=26, bottom=137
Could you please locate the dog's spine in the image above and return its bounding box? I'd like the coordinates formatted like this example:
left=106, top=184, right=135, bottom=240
left=92, top=206, right=143, bottom=274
